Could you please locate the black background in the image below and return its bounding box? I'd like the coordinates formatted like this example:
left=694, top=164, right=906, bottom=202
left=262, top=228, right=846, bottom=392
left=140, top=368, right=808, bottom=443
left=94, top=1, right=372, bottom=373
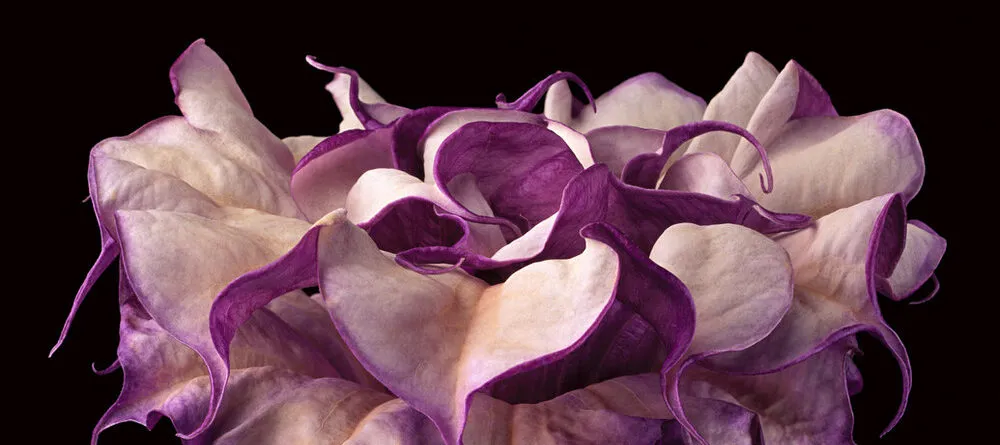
left=14, top=7, right=990, bottom=444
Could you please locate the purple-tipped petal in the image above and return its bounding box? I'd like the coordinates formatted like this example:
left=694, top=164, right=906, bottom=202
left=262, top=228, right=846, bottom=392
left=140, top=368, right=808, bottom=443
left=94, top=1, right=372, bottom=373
left=885, top=221, right=946, bottom=301
left=549, top=73, right=705, bottom=134
left=290, top=129, right=395, bottom=222
left=650, top=223, right=794, bottom=444
left=434, top=121, right=584, bottom=231
left=734, top=110, right=925, bottom=217
left=315, top=214, right=622, bottom=445
left=54, top=39, right=305, bottom=356
left=391, top=106, right=461, bottom=178
left=703, top=194, right=912, bottom=436
left=306, top=56, right=410, bottom=131
left=488, top=223, right=696, bottom=405
left=680, top=339, right=860, bottom=445
left=114, top=208, right=314, bottom=438
left=495, top=71, right=596, bottom=113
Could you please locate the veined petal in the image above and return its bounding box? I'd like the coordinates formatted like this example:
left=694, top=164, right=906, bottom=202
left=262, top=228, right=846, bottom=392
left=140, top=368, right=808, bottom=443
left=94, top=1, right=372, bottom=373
left=316, top=214, right=620, bottom=444
left=885, top=221, right=946, bottom=301
left=391, top=106, right=461, bottom=178
left=291, top=129, right=395, bottom=222
left=735, top=110, right=924, bottom=217
left=552, top=73, right=706, bottom=134
left=434, top=121, right=584, bottom=232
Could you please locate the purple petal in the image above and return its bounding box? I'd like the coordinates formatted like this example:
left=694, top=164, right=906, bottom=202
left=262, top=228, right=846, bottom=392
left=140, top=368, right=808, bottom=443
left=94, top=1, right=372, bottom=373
left=391, top=106, right=461, bottom=178
left=290, top=128, right=395, bottom=222
left=306, top=56, right=410, bottom=131
left=495, top=71, right=596, bottom=113
left=434, top=121, right=584, bottom=232
left=397, top=164, right=809, bottom=274
left=281, top=135, right=327, bottom=163
left=659, top=152, right=752, bottom=198
left=315, top=214, right=622, bottom=444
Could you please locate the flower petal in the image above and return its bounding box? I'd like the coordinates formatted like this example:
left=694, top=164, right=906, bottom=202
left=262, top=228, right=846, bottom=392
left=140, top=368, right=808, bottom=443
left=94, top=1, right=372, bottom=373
left=551, top=73, right=706, bottom=133
left=434, top=121, right=584, bottom=231
left=585, top=125, right=666, bottom=177
left=487, top=223, right=696, bottom=405
left=281, top=135, right=327, bottom=164
left=884, top=221, right=946, bottom=301
left=650, top=223, right=793, bottom=357
left=114, top=208, right=313, bottom=437
left=659, top=152, right=751, bottom=198
left=734, top=110, right=925, bottom=217
left=685, top=52, right=778, bottom=163
left=316, top=214, right=621, bottom=444
left=680, top=339, right=860, bottom=445
left=290, top=129, right=395, bottom=222
left=391, top=106, right=461, bottom=177
left=307, top=57, right=410, bottom=131
left=703, top=194, right=912, bottom=436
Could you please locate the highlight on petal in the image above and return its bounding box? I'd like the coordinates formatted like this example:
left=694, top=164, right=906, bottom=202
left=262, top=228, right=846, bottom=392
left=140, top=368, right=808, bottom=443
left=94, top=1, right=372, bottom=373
left=549, top=72, right=706, bottom=134
left=734, top=110, right=925, bottom=217
left=703, top=194, right=913, bottom=436
left=315, top=214, right=620, bottom=444
left=649, top=223, right=793, bottom=444
left=884, top=221, right=946, bottom=301
left=290, top=129, right=395, bottom=222
left=306, top=56, right=410, bottom=131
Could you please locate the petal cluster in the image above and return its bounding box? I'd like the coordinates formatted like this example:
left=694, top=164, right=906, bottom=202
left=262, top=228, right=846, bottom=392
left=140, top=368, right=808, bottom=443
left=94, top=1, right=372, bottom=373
left=55, top=41, right=945, bottom=445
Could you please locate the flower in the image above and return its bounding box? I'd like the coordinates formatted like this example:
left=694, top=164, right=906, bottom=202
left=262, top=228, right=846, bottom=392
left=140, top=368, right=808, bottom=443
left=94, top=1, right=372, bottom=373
left=53, top=39, right=945, bottom=445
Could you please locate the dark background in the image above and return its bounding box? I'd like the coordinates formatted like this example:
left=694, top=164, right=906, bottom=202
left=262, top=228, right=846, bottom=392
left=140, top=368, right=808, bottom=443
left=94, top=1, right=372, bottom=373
left=14, top=7, right=989, bottom=444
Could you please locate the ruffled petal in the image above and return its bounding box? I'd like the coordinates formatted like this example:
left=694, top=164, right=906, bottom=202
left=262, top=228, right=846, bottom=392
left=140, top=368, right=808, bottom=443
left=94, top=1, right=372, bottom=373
left=549, top=73, right=706, bottom=133
left=114, top=208, right=313, bottom=438
left=53, top=39, right=305, bottom=356
left=734, top=110, right=925, bottom=217
left=307, top=57, right=410, bottom=132
left=885, top=221, right=946, bottom=301
left=487, top=223, right=696, bottom=405
left=315, top=214, right=621, bottom=444
left=391, top=106, right=461, bottom=178
left=650, top=223, right=793, bottom=444
left=585, top=125, right=666, bottom=177
left=346, top=168, right=508, bottom=256
left=434, top=121, right=584, bottom=231
left=679, top=339, right=860, bottom=445
left=290, top=129, right=395, bottom=222
left=704, top=194, right=912, bottom=436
